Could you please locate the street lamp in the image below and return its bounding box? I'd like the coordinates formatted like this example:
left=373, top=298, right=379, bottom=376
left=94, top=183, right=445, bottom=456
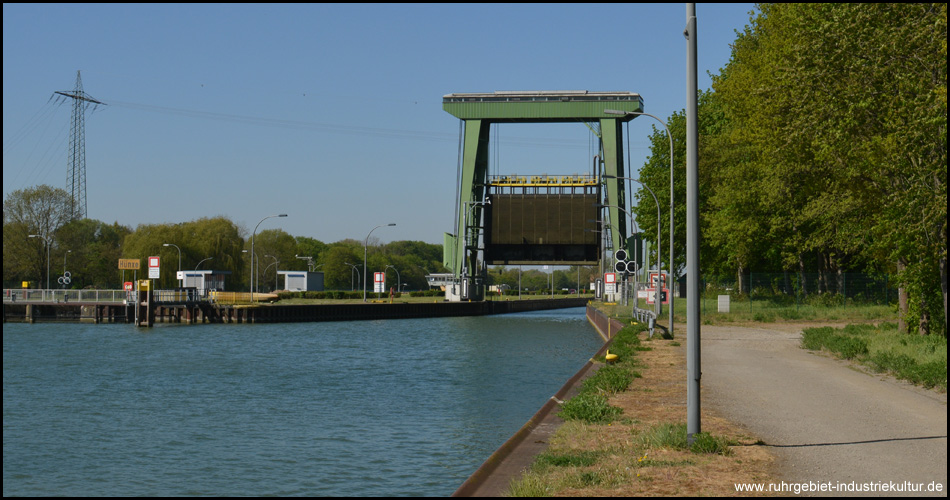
left=243, top=249, right=259, bottom=293
left=193, top=257, right=213, bottom=294
left=295, top=254, right=316, bottom=272
left=163, top=243, right=182, bottom=288
left=363, top=223, right=395, bottom=302
left=194, top=257, right=213, bottom=271
left=605, top=108, right=676, bottom=334
left=602, top=177, right=662, bottom=317
left=63, top=249, right=71, bottom=275
left=28, top=234, right=51, bottom=290
left=344, top=262, right=360, bottom=292
left=596, top=203, right=642, bottom=307
left=265, top=254, right=279, bottom=292
left=385, top=265, right=400, bottom=292
left=251, top=214, right=287, bottom=297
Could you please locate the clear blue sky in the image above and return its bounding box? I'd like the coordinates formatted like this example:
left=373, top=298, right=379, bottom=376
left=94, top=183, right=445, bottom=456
left=3, top=3, right=756, bottom=245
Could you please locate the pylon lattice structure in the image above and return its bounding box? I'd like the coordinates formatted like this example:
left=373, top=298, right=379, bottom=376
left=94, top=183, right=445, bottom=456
left=54, top=71, right=104, bottom=220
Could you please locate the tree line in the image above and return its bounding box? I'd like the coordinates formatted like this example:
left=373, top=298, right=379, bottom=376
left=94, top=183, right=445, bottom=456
left=3, top=185, right=446, bottom=293
left=633, top=3, right=946, bottom=335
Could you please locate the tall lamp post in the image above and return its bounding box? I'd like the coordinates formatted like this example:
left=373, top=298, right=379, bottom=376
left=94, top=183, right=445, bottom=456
left=251, top=214, right=287, bottom=297
left=685, top=2, right=701, bottom=444
left=265, top=254, right=279, bottom=292
left=194, top=257, right=213, bottom=294
left=344, top=262, right=360, bottom=291
left=194, top=257, right=213, bottom=271
left=596, top=203, right=642, bottom=307
left=243, top=249, right=259, bottom=292
left=28, top=234, right=51, bottom=290
left=385, top=265, right=401, bottom=293
left=363, top=223, right=395, bottom=302
left=163, top=243, right=182, bottom=288
left=295, top=254, right=316, bottom=272
left=605, top=108, right=676, bottom=334
left=603, top=176, right=663, bottom=317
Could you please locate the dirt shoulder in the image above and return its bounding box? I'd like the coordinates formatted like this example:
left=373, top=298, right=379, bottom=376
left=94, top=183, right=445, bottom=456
left=504, top=330, right=780, bottom=497
left=502, top=319, right=946, bottom=497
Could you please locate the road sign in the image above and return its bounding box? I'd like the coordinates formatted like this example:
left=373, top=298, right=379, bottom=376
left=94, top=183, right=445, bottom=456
left=124, top=282, right=134, bottom=291
left=649, top=272, right=667, bottom=288
left=148, top=256, right=160, bottom=279
left=118, top=259, right=141, bottom=270
left=374, top=272, right=385, bottom=293
left=646, top=288, right=670, bottom=305
left=604, top=272, right=616, bottom=284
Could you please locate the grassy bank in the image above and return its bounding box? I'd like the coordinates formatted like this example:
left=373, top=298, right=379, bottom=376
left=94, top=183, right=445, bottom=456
left=504, top=301, right=946, bottom=496
left=801, top=322, right=947, bottom=391
left=506, top=323, right=774, bottom=496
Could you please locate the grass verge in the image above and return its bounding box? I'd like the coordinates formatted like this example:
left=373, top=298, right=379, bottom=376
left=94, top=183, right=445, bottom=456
left=506, top=323, right=776, bottom=496
left=801, top=322, right=947, bottom=390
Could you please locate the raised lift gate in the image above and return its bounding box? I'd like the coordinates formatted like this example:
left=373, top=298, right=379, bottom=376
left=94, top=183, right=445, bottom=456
left=441, top=90, right=644, bottom=301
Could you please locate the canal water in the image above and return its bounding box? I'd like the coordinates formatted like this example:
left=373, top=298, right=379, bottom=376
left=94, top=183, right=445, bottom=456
left=3, top=307, right=602, bottom=496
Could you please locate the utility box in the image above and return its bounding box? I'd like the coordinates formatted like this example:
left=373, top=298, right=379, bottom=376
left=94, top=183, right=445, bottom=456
left=279, top=271, right=324, bottom=292
left=182, top=270, right=232, bottom=295
left=718, top=295, right=730, bottom=313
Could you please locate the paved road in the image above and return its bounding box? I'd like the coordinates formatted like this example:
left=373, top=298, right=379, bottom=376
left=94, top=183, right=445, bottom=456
left=699, top=324, right=947, bottom=497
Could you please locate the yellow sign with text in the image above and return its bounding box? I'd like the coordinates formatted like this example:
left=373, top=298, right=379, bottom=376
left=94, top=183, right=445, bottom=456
left=118, top=259, right=141, bottom=270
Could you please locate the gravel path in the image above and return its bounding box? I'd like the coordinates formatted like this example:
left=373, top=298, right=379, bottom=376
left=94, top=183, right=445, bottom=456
left=698, top=323, right=947, bottom=497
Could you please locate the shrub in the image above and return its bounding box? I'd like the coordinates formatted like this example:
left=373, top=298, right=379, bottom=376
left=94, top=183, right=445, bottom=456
left=870, top=352, right=947, bottom=389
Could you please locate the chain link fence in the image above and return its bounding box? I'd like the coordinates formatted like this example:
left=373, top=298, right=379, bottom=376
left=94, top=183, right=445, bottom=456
left=698, top=272, right=896, bottom=314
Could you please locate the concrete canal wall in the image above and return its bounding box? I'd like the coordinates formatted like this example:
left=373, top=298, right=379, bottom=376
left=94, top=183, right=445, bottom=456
left=3, top=297, right=590, bottom=324
left=450, top=304, right=622, bottom=496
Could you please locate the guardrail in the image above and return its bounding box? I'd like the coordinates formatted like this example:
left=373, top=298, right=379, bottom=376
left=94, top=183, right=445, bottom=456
left=632, top=306, right=657, bottom=337
left=3, top=288, right=213, bottom=305
left=3, top=288, right=128, bottom=304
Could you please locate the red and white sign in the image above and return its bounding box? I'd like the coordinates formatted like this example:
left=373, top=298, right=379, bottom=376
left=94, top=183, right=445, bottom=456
left=124, top=282, right=134, bottom=291
left=148, top=256, right=160, bottom=279
left=649, top=272, right=667, bottom=288
left=604, top=272, right=616, bottom=284
left=374, top=272, right=385, bottom=293
left=646, top=289, right=670, bottom=305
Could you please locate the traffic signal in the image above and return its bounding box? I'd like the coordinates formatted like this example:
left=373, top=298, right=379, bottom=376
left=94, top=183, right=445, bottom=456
left=614, top=249, right=637, bottom=274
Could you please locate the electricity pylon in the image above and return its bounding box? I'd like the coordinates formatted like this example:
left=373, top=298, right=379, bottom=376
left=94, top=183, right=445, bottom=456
left=54, top=71, right=104, bottom=220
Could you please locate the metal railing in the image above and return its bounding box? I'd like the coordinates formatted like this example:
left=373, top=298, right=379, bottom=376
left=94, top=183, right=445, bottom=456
left=632, top=305, right=657, bottom=338
left=4, top=288, right=212, bottom=305
left=3, top=289, right=128, bottom=304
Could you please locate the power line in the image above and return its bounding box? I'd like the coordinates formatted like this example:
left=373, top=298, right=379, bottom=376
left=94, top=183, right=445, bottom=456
left=105, top=98, right=619, bottom=150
